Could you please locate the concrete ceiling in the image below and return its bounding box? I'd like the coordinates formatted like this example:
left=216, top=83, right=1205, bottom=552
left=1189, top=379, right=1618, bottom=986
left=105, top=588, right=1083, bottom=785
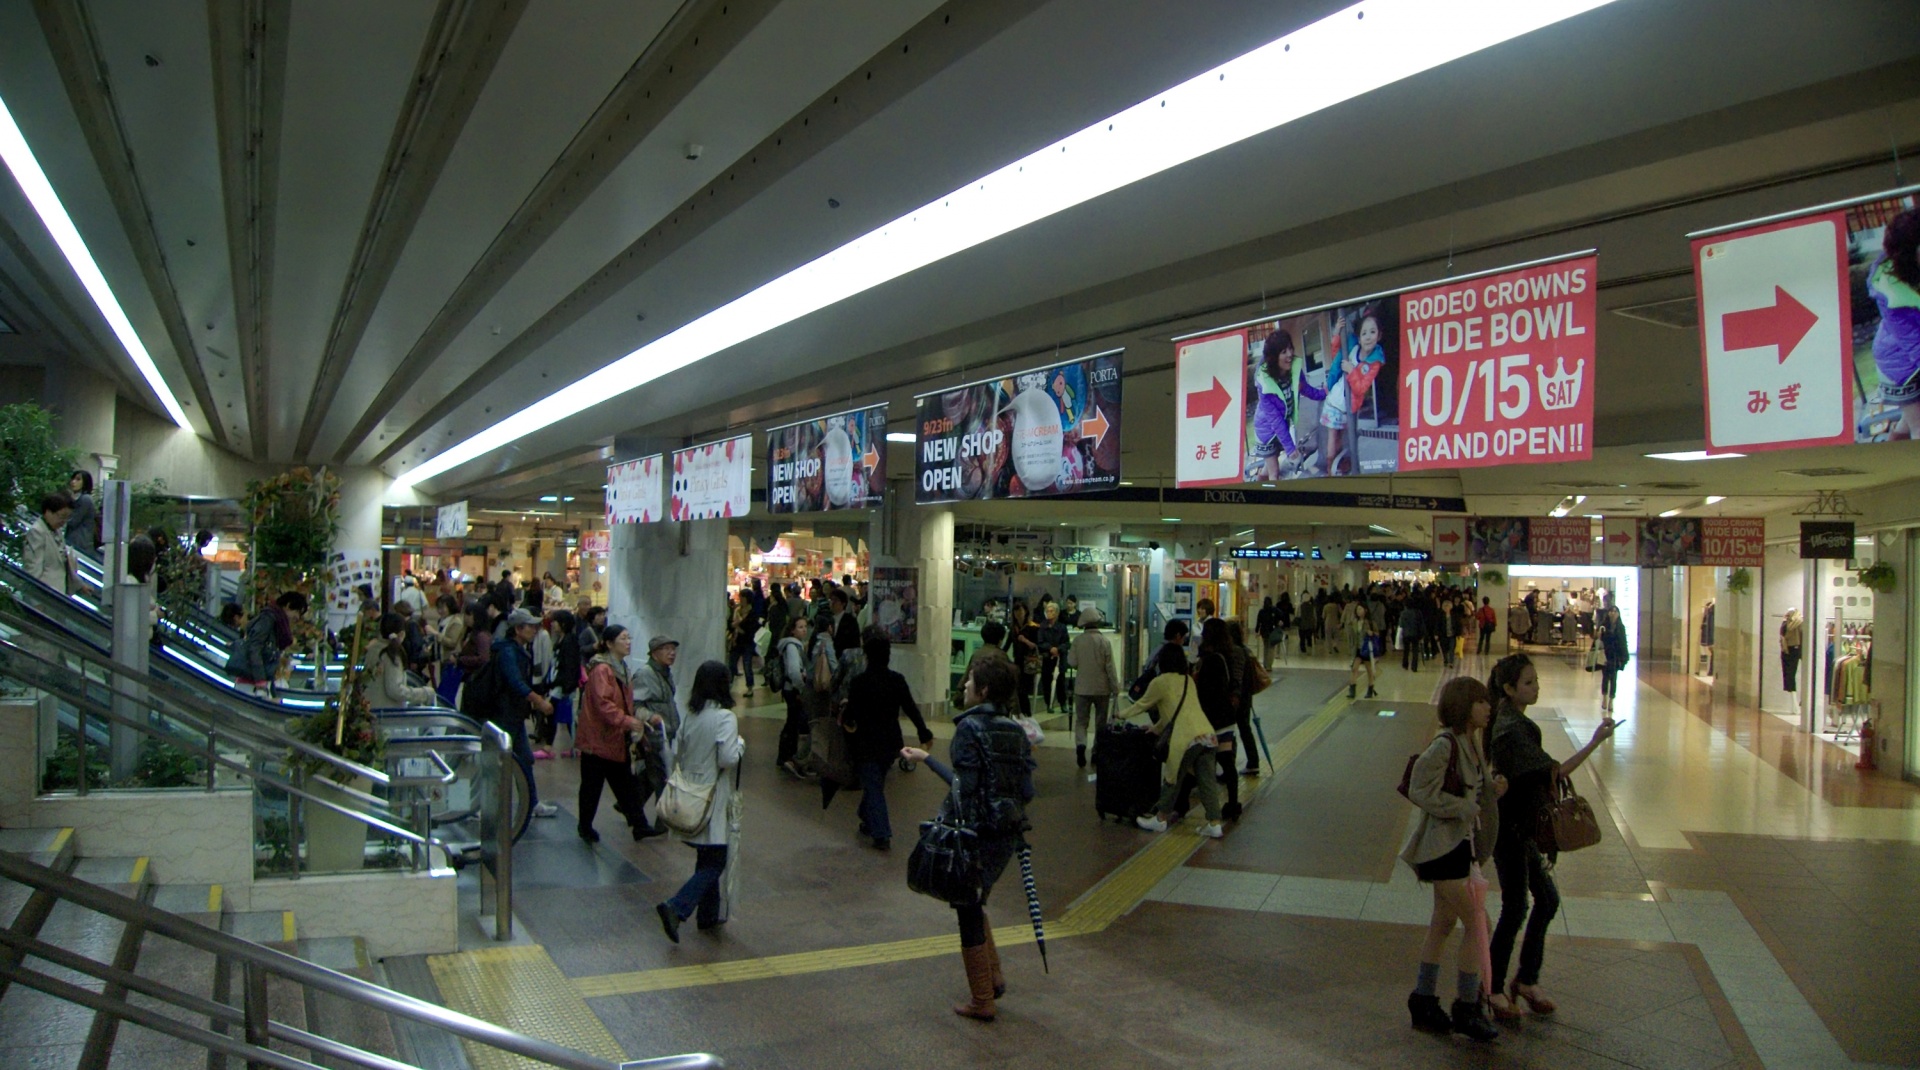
left=2, top=0, right=1919, bottom=525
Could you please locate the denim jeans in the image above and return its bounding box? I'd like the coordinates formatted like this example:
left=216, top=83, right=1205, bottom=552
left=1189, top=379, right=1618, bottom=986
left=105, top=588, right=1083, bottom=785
left=729, top=644, right=755, bottom=690
left=498, top=712, right=538, bottom=836
left=665, top=844, right=729, bottom=925
left=855, top=760, right=892, bottom=842
left=1490, top=837, right=1560, bottom=989
left=1156, top=743, right=1223, bottom=822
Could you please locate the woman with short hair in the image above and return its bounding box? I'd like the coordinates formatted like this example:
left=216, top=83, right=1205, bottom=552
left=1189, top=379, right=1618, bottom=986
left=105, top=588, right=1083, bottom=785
left=1401, top=676, right=1506, bottom=1040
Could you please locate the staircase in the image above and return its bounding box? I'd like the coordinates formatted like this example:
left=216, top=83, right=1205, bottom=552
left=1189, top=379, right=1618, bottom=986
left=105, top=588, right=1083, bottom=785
left=0, top=826, right=410, bottom=1070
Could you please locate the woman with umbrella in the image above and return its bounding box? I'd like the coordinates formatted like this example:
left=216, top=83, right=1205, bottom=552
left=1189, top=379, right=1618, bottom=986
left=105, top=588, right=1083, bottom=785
left=900, top=647, right=1035, bottom=1022
left=1399, top=676, right=1506, bottom=1041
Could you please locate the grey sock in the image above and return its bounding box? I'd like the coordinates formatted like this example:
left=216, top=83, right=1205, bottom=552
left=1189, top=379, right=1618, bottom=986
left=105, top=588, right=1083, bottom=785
left=1415, top=962, right=1440, bottom=997
left=1457, top=971, right=1481, bottom=1002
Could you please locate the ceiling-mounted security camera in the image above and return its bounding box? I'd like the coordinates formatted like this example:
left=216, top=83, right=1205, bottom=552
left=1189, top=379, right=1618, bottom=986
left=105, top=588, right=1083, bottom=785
left=684, top=142, right=704, bottom=160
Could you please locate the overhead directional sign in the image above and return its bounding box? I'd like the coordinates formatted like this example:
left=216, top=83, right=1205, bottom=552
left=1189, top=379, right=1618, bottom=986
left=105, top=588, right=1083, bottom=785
left=1432, top=515, right=1468, bottom=564
left=1174, top=330, right=1247, bottom=486
left=1692, top=211, right=1851, bottom=451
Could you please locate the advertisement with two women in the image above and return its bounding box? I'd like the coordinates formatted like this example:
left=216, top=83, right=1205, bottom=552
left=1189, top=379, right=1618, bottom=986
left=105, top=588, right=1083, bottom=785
left=1239, top=301, right=1401, bottom=481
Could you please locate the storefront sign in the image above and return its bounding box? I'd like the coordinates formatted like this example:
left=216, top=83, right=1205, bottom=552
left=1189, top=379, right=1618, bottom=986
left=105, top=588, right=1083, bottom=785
left=1699, top=517, right=1766, bottom=566
left=914, top=350, right=1124, bottom=504
left=1399, top=254, right=1596, bottom=471
left=869, top=567, right=918, bottom=644
left=1800, top=521, right=1856, bottom=559
left=766, top=404, right=887, bottom=513
left=434, top=500, right=468, bottom=539
left=1691, top=188, right=1918, bottom=451
left=1175, top=292, right=1402, bottom=486
left=1528, top=517, right=1594, bottom=566
left=1230, top=547, right=1430, bottom=562
left=1629, top=516, right=1766, bottom=567
left=1175, top=558, right=1213, bottom=579
left=670, top=436, right=751, bottom=520
left=605, top=454, right=663, bottom=524
left=579, top=530, right=610, bottom=555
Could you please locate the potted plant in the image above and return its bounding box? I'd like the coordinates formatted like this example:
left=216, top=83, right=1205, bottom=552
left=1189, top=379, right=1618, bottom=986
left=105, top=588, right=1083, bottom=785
left=1726, top=567, right=1754, bottom=595
left=286, top=623, right=383, bottom=872
left=1857, top=561, right=1896, bottom=594
left=1480, top=568, right=1506, bottom=587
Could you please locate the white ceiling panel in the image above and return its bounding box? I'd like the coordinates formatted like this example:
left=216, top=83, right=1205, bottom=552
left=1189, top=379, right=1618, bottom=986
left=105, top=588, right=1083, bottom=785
left=316, top=0, right=680, bottom=460
left=266, top=0, right=438, bottom=458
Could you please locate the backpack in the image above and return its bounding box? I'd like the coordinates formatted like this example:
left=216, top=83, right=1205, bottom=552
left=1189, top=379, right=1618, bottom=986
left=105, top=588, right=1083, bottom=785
left=764, top=639, right=789, bottom=693
left=460, top=651, right=502, bottom=722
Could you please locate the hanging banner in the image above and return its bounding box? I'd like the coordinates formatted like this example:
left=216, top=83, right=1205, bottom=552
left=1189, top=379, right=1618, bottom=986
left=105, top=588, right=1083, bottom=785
left=1602, top=518, right=1638, bottom=566
left=1175, top=293, right=1402, bottom=486
left=1691, top=187, right=1917, bottom=451
left=766, top=404, right=887, bottom=514
left=1432, top=516, right=1592, bottom=565
left=670, top=435, right=752, bottom=520
left=605, top=454, right=663, bottom=524
left=1634, top=516, right=1764, bottom=567
left=914, top=350, right=1123, bottom=504
left=579, top=530, right=610, bottom=555
left=1399, top=254, right=1596, bottom=471
left=869, top=566, right=918, bottom=644
left=434, top=500, right=469, bottom=539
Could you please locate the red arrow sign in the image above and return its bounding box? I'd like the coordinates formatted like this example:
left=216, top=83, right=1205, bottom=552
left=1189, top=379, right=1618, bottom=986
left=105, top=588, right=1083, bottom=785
left=1436, top=531, right=1461, bottom=546
left=1607, top=531, right=1632, bottom=545
left=1079, top=405, right=1111, bottom=449
left=1185, top=377, right=1231, bottom=426
left=1722, top=286, right=1817, bottom=364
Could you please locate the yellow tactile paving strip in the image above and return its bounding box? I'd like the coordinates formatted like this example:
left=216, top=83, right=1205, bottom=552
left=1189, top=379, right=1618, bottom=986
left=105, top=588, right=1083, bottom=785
left=572, top=687, right=1353, bottom=1000
left=427, top=944, right=627, bottom=1069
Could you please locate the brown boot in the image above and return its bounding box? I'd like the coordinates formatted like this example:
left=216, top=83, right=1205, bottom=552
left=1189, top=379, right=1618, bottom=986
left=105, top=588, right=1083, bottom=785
left=952, top=945, right=997, bottom=1021
left=982, top=924, right=1007, bottom=997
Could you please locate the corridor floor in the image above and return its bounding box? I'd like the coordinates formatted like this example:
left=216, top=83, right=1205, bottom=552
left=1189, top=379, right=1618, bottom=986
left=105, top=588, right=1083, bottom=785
left=425, top=645, right=1920, bottom=1070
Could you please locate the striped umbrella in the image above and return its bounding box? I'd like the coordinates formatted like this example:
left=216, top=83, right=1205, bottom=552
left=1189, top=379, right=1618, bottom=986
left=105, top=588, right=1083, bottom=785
left=1019, top=846, right=1048, bottom=974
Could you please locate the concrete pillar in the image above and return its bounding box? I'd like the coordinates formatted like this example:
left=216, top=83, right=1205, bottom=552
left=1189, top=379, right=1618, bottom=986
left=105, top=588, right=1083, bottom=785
left=42, top=363, right=117, bottom=477
left=607, top=519, right=729, bottom=691
left=877, top=500, right=952, bottom=719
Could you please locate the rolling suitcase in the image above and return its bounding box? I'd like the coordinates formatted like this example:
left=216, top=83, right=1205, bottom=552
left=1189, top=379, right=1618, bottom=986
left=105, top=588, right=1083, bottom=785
left=1093, top=722, right=1162, bottom=822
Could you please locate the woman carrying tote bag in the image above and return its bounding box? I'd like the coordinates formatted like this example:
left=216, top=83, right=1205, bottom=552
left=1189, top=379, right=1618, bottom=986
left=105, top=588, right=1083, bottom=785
left=654, top=661, right=745, bottom=942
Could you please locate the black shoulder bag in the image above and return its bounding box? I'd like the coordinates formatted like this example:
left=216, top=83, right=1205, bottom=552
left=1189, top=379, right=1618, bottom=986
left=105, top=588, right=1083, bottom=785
left=907, top=731, right=991, bottom=906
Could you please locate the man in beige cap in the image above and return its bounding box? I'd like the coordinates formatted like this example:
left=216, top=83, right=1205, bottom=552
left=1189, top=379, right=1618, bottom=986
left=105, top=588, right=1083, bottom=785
left=631, top=635, right=681, bottom=813
left=1067, top=610, right=1121, bottom=769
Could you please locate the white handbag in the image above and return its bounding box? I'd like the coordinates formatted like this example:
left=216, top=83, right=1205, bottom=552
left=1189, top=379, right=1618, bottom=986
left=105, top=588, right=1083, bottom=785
left=657, top=768, right=716, bottom=835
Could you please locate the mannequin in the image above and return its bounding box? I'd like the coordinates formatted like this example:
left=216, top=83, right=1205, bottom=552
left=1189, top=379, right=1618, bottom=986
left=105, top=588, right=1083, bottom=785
left=1779, top=609, right=1804, bottom=693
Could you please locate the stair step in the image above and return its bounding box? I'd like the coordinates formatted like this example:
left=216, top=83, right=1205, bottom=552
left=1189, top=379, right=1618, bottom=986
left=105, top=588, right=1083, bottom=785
left=147, top=883, right=225, bottom=919
left=0, top=825, right=76, bottom=868
left=226, top=908, right=298, bottom=945
left=68, top=854, right=152, bottom=889
left=0, top=869, right=138, bottom=1070
left=293, top=937, right=402, bottom=1067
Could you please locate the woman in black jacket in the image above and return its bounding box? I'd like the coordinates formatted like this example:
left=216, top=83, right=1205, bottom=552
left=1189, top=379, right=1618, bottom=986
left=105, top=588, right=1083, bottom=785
left=1003, top=601, right=1041, bottom=716
left=845, top=627, right=935, bottom=849
left=1188, top=618, right=1244, bottom=820
left=901, top=648, right=1036, bottom=1023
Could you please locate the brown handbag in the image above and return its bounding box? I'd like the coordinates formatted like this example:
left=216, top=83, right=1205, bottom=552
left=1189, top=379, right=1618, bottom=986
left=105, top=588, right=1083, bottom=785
left=1535, top=775, right=1601, bottom=853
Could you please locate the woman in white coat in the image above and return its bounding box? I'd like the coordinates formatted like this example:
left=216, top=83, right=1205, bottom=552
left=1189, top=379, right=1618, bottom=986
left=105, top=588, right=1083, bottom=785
left=655, top=660, right=745, bottom=942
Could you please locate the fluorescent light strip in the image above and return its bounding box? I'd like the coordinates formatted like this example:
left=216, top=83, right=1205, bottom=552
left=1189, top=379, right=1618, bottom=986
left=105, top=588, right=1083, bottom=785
left=398, top=0, right=1619, bottom=488
left=0, top=95, right=191, bottom=428
left=1645, top=451, right=1745, bottom=462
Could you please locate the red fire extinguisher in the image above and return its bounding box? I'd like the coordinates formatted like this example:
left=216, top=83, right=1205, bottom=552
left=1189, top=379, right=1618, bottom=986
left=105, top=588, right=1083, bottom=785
left=1856, top=720, right=1877, bottom=771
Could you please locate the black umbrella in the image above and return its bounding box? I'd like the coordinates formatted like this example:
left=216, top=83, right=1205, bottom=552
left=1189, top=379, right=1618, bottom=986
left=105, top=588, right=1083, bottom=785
left=820, top=777, right=841, bottom=809
left=1019, top=846, right=1048, bottom=974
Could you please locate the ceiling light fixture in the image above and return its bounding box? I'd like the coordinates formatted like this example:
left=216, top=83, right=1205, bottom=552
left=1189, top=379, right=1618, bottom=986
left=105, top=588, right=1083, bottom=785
left=1658, top=508, right=1681, bottom=517
left=885, top=432, right=916, bottom=443
left=1704, top=495, right=1725, bottom=506
left=0, top=94, right=191, bottom=428
left=1645, top=451, right=1745, bottom=461
left=394, top=0, right=1620, bottom=488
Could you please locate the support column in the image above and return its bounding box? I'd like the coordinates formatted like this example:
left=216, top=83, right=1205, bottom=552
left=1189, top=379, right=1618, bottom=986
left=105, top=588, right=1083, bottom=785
left=607, top=519, right=729, bottom=688
left=876, top=499, right=952, bottom=720
left=43, top=362, right=117, bottom=478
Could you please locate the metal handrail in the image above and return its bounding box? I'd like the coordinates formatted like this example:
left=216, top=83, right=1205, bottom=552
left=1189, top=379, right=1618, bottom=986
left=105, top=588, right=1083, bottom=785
left=0, top=851, right=721, bottom=1070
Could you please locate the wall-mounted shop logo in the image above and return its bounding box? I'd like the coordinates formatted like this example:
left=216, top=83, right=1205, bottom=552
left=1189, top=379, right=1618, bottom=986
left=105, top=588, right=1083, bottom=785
left=1799, top=521, right=1854, bottom=560
left=1537, top=357, right=1585, bottom=411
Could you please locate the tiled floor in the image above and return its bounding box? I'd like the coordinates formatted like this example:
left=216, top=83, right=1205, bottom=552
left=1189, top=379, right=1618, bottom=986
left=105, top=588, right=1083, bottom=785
left=465, top=648, right=1920, bottom=1069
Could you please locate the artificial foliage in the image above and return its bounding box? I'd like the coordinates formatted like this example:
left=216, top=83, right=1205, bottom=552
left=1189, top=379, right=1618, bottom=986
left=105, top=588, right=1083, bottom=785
left=287, top=621, right=383, bottom=782
left=0, top=404, right=80, bottom=556
left=239, top=466, right=340, bottom=650
left=1725, top=567, right=1754, bottom=595
left=1858, top=561, right=1897, bottom=595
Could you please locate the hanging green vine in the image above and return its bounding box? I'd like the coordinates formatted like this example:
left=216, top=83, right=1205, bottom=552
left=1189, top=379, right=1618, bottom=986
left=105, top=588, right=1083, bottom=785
left=238, top=467, right=340, bottom=649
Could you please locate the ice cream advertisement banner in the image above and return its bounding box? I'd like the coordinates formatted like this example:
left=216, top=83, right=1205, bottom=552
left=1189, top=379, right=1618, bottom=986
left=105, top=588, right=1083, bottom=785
left=605, top=454, right=663, bottom=524
left=913, top=350, right=1123, bottom=504
left=767, top=404, right=887, bottom=514
left=1399, top=254, right=1596, bottom=470
left=670, top=436, right=752, bottom=520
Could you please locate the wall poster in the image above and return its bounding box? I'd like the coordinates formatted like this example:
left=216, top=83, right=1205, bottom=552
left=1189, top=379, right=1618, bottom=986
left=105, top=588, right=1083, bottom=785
left=914, top=350, right=1123, bottom=504
left=868, top=566, right=919, bottom=644
left=767, top=404, right=887, bottom=513
left=670, top=436, right=752, bottom=521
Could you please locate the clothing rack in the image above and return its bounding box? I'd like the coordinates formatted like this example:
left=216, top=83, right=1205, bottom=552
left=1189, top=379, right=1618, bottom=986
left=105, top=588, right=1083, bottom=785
left=1825, top=625, right=1873, bottom=742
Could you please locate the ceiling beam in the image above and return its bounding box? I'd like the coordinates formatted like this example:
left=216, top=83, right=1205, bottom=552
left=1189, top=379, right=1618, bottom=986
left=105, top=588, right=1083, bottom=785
left=0, top=210, right=148, bottom=403
left=207, top=0, right=289, bottom=462
left=31, top=0, right=228, bottom=444
left=337, top=0, right=781, bottom=466
left=290, top=0, right=532, bottom=460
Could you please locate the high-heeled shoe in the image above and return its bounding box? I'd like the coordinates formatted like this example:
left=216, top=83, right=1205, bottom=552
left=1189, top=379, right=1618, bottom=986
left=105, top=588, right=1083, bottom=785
left=1510, top=981, right=1557, bottom=1015
left=1487, top=992, right=1523, bottom=1021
